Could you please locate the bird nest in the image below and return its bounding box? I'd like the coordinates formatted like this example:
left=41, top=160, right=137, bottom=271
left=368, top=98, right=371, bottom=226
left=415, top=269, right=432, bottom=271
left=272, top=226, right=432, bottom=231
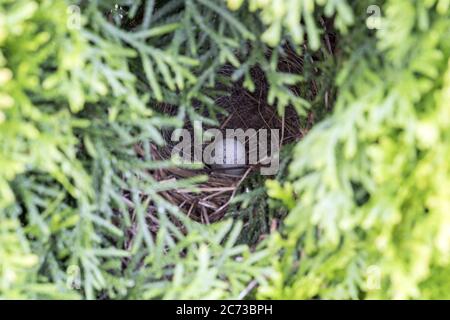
left=142, top=48, right=314, bottom=224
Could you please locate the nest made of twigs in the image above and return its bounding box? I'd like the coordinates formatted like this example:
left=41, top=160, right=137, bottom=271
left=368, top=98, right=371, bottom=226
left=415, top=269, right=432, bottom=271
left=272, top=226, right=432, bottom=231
left=146, top=48, right=313, bottom=223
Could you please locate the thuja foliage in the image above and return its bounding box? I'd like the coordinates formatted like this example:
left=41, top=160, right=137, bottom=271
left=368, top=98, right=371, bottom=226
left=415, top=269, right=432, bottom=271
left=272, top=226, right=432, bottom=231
left=0, top=0, right=449, bottom=300
left=263, top=0, right=450, bottom=299
left=0, top=0, right=273, bottom=299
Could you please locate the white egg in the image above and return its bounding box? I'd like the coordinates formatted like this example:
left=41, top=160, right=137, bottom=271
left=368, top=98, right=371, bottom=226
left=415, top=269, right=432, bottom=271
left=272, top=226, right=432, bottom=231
left=207, top=138, right=246, bottom=175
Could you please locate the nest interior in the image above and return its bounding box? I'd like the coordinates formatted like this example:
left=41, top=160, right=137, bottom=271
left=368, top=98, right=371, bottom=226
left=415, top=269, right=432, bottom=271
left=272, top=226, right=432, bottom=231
left=148, top=48, right=313, bottom=224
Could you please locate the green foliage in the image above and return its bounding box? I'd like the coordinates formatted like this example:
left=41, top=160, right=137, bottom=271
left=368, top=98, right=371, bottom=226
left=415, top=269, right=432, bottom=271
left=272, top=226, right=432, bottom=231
left=0, top=0, right=275, bottom=299
left=262, top=0, right=450, bottom=299
left=227, top=0, right=353, bottom=49
left=1, top=0, right=449, bottom=300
